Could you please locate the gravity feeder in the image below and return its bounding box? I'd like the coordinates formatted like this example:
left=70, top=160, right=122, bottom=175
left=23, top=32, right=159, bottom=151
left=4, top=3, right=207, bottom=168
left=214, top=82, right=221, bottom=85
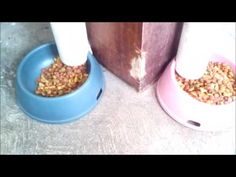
left=156, top=23, right=235, bottom=131
left=16, top=23, right=105, bottom=123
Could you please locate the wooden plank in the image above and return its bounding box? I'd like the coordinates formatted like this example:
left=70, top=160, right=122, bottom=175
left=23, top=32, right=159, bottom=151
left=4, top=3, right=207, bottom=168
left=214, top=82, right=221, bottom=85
left=86, top=22, right=182, bottom=91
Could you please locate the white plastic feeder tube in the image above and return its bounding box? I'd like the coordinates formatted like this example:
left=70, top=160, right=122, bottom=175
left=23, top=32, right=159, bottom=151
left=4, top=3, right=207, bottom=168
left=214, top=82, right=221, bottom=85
left=209, top=23, right=235, bottom=62
left=50, top=22, right=91, bottom=66
left=175, top=23, right=216, bottom=80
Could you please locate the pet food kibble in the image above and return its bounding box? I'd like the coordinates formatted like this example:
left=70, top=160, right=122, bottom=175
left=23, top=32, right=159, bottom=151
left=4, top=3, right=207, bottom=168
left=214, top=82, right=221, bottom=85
left=176, top=61, right=236, bottom=105
left=35, top=57, right=88, bottom=97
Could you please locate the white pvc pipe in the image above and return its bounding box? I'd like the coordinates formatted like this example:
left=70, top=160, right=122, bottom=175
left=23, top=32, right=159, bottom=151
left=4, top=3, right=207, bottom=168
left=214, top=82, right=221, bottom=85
left=175, top=23, right=215, bottom=79
left=50, top=22, right=91, bottom=66
left=210, top=23, right=235, bottom=62
left=176, top=22, right=235, bottom=80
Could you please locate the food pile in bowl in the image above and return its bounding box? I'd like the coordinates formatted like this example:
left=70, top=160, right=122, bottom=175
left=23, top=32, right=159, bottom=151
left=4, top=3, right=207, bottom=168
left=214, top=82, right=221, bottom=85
left=35, top=57, right=88, bottom=97
left=176, top=61, right=236, bottom=105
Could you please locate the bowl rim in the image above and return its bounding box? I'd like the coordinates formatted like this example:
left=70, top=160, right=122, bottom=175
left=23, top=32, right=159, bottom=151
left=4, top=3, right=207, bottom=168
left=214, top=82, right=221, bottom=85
left=16, top=42, right=92, bottom=101
left=171, top=56, right=236, bottom=107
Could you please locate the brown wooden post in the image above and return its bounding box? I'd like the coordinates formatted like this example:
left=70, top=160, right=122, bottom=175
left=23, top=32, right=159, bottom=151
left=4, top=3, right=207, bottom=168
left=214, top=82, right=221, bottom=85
left=86, top=22, right=182, bottom=91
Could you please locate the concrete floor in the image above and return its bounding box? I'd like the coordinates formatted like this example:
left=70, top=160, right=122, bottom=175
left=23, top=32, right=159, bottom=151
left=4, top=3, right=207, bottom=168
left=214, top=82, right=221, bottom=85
left=0, top=22, right=235, bottom=154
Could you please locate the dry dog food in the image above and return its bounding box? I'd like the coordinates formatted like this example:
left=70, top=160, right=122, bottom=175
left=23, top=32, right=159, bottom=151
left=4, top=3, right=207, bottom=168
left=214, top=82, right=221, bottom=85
left=35, top=57, right=88, bottom=97
left=176, top=61, right=236, bottom=105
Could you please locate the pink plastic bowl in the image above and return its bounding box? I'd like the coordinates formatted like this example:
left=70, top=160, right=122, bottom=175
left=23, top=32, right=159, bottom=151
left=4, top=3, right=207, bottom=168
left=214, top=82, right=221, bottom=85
left=156, top=56, right=235, bottom=131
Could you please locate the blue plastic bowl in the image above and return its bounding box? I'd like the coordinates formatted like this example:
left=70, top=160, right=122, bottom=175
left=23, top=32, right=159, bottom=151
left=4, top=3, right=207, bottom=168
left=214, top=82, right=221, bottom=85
left=16, top=43, right=104, bottom=123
